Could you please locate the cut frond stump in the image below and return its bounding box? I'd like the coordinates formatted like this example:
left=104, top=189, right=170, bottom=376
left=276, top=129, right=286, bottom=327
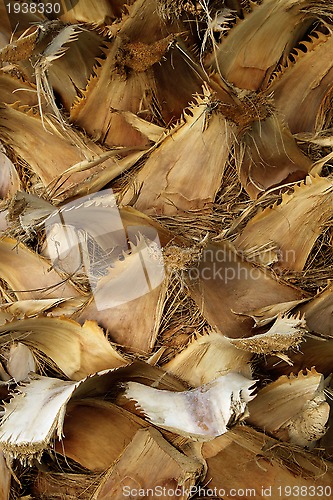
left=123, top=372, right=256, bottom=440
left=91, top=427, right=202, bottom=499
left=248, top=368, right=330, bottom=447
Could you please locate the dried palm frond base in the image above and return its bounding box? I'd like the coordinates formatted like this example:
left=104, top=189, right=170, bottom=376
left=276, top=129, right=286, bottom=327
left=1, top=0, right=333, bottom=498
left=202, top=425, right=333, bottom=498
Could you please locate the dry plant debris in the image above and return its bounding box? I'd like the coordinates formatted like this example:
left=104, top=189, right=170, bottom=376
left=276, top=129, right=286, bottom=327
left=0, top=0, right=332, bottom=498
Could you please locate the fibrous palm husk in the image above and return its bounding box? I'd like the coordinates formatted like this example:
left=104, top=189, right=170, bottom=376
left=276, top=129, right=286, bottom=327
left=53, top=400, right=149, bottom=471
left=319, top=377, right=333, bottom=459
left=12, top=23, right=96, bottom=128
left=300, top=282, right=333, bottom=336
left=230, top=314, right=307, bottom=355
left=0, top=142, right=21, bottom=199
left=185, top=240, right=304, bottom=339
left=0, top=237, right=79, bottom=300
left=30, top=24, right=83, bottom=127
left=58, top=0, right=129, bottom=26
left=5, top=342, right=36, bottom=382
left=70, top=0, right=197, bottom=147
left=150, top=40, right=206, bottom=124
left=7, top=190, right=56, bottom=227
left=0, top=445, right=11, bottom=500
left=0, top=25, right=41, bottom=64
left=235, top=114, right=312, bottom=198
left=202, top=425, right=333, bottom=497
left=90, top=427, right=202, bottom=500
left=33, top=472, right=98, bottom=500
left=1, top=23, right=86, bottom=122
left=237, top=299, right=310, bottom=327
left=0, top=317, right=127, bottom=380
left=260, top=283, right=333, bottom=375
left=0, top=5, right=44, bottom=45
left=261, top=335, right=333, bottom=378
left=248, top=368, right=330, bottom=447
left=70, top=37, right=161, bottom=148
left=204, top=0, right=320, bottom=91
left=0, top=68, right=39, bottom=108
left=51, top=361, right=188, bottom=471
left=7, top=190, right=176, bottom=247
left=0, top=297, right=86, bottom=322
left=42, top=28, right=106, bottom=112
left=0, top=23, right=103, bottom=116
left=0, top=369, right=131, bottom=464
left=40, top=188, right=131, bottom=276
left=235, top=175, right=333, bottom=271
left=0, top=192, right=175, bottom=356
left=267, top=30, right=333, bottom=134
left=162, top=330, right=252, bottom=386
left=0, top=374, right=86, bottom=463
left=0, top=210, right=8, bottom=233
left=0, top=103, right=142, bottom=198
left=121, top=87, right=236, bottom=215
